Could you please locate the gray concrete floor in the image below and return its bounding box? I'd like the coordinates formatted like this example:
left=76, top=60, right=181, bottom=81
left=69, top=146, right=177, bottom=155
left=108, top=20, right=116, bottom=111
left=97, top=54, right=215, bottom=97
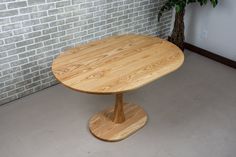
left=0, top=50, right=236, bottom=157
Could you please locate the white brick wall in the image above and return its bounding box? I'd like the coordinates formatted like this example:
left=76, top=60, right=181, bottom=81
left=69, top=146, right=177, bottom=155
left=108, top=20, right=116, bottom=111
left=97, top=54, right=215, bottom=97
left=0, top=0, right=172, bottom=105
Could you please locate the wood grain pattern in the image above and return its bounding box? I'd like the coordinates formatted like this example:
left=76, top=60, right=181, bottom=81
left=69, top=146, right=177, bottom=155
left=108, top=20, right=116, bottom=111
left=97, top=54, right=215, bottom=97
left=89, top=103, right=148, bottom=141
left=52, top=34, right=184, bottom=94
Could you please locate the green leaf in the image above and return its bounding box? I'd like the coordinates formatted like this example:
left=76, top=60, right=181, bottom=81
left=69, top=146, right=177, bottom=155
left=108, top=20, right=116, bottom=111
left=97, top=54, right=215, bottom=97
left=157, top=0, right=219, bottom=21
left=175, top=5, right=181, bottom=12
left=210, top=0, right=218, bottom=7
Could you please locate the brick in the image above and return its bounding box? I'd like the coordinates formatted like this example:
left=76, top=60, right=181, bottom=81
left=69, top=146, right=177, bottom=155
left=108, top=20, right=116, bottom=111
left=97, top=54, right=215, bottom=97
left=40, top=16, right=57, bottom=24
left=35, top=35, right=50, bottom=43
left=49, top=20, right=64, bottom=27
left=0, top=4, right=6, bottom=10
left=21, top=61, right=37, bottom=70
left=8, top=87, right=25, bottom=96
left=0, top=18, right=10, bottom=25
left=29, top=53, right=45, bottom=62
left=38, top=3, right=55, bottom=10
left=113, top=1, right=123, bottom=7
left=0, top=95, right=17, bottom=105
left=56, top=1, right=71, bottom=8
left=74, top=20, right=87, bottom=27
left=36, top=45, right=53, bottom=54
left=38, top=56, right=53, bottom=64
left=73, top=9, right=86, bottom=16
left=53, top=42, right=66, bottom=49
left=50, top=80, right=58, bottom=86
left=25, top=81, right=40, bottom=89
left=48, top=8, right=64, bottom=15
left=41, top=77, right=53, bottom=84
left=11, top=58, right=28, bottom=67
left=80, top=13, right=93, bottom=20
left=100, top=14, right=111, bottom=21
left=65, top=16, right=80, bottom=24
left=88, top=27, right=100, bottom=34
left=0, top=93, right=7, bottom=99
left=112, top=21, right=123, bottom=27
left=101, top=24, right=111, bottom=30
left=94, top=0, right=106, bottom=6
left=11, top=14, right=30, bottom=23
left=107, top=18, right=117, bottom=24
left=48, top=0, right=63, bottom=2
left=100, top=4, right=112, bottom=10
left=22, top=19, right=39, bottom=27
left=5, top=77, right=23, bottom=86
left=60, top=34, right=73, bottom=42
left=17, top=89, right=33, bottom=98
left=44, top=50, right=59, bottom=57
left=94, top=31, right=106, bottom=38
left=2, top=67, right=21, bottom=76
left=30, top=66, right=40, bottom=72
left=0, top=44, right=16, bottom=52
left=16, top=39, right=34, bottom=48
left=64, top=5, right=79, bottom=12
left=13, top=69, right=30, bottom=78
left=23, top=71, right=39, bottom=80
left=8, top=1, right=27, bottom=9
left=81, top=24, right=93, bottom=31
left=16, top=79, right=32, bottom=88
left=33, top=23, right=49, bottom=31
left=58, top=23, right=73, bottom=31
left=51, top=31, right=65, bottom=38
left=107, top=8, right=118, bottom=14
left=5, top=35, right=23, bottom=44
left=14, top=27, right=32, bottom=35
left=87, top=6, right=99, bottom=12
left=94, top=21, right=106, bottom=27
left=30, top=11, right=47, bottom=19
left=80, top=2, right=92, bottom=9
left=74, top=31, right=87, bottom=38
left=2, top=23, right=21, bottom=31
left=32, top=76, right=41, bottom=82
left=24, top=31, right=41, bottom=39
left=72, top=0, right=85, bottom=4
left=28, top=0, right=46, bottom=5
left=7, top=47, right=26, bottom=56
left=0, top=64, right=9, bottom=71
left=81, top=34, right=94, bottom=41
left=40, top=67, right=51, bottom=74
left=42, top=27, right=57, bottom=35
left=0, top=85, right=15, bottom=94
left=20, top=6, right=38, bottom=14
left=27, top=43, right=43, bottom=50
left=0, top=52, right=7, bottom=58
left=19, top=50, right=36, bottom=59
left=44, top=38, right=58, bottom=46
left=0, top=10, right=18, bottom=18
left=57, top=12, right=72, bottom=20
left=61, top=45, right=73, bottom=52
left=0, top=75, right=11, bottom=82
left=66, top=27, right=80, bottom=34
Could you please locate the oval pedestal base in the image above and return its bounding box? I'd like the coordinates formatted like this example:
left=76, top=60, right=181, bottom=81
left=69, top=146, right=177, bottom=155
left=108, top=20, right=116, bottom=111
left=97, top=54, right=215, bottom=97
left=89, top=103, right=148, bottom=142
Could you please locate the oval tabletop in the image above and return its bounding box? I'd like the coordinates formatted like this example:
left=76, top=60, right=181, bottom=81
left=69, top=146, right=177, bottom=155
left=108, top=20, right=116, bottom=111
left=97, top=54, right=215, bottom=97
left=52, top=34, right=184, bottom=94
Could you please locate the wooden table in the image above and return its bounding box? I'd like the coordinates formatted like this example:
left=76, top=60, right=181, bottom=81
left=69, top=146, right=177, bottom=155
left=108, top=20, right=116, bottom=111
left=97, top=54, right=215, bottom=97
left=52, top=34, right=184, bottom=141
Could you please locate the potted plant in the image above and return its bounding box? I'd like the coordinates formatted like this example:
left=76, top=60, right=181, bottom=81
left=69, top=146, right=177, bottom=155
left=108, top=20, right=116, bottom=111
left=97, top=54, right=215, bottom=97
left=158, top=0, right=218, bottom=50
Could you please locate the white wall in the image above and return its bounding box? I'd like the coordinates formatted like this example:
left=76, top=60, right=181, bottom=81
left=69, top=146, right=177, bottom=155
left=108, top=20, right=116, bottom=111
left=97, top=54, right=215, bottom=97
left=185, top=1, right=236, bottom=61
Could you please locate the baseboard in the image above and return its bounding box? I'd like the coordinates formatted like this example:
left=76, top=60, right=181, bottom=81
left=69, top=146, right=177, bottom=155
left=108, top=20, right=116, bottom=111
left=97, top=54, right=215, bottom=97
left=184, top=42, right=236, bottom=69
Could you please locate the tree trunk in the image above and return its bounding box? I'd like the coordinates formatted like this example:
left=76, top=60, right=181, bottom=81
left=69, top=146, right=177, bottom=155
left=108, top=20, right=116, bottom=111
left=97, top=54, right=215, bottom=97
left=168, top=9, right=185, bottom=50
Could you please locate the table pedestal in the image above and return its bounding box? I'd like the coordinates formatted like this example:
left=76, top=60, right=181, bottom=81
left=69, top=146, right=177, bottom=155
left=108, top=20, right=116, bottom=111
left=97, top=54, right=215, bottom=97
left=89, top=93, right=148, bottom=141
